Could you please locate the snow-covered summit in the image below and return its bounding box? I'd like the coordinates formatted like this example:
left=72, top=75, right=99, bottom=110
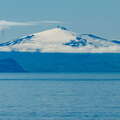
left=0, top=26, right=120, bottom=53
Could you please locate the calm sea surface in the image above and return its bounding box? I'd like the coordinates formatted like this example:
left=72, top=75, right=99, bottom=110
left=0, top=73, right=120, bottom=120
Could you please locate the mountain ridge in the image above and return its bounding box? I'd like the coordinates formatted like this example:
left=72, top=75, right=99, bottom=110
left=0, top=26, right=120, bottom=53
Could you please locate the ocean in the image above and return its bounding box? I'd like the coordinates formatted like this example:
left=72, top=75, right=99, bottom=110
left=0, top=73, right=120, bottom=120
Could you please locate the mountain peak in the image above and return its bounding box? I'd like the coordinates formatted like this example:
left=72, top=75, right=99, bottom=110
left=57, top=26, right=68, bottom=30
left=0, top=27, right=120, bottom=53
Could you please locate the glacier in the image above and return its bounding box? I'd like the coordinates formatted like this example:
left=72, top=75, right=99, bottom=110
left=0, top=26, right=120, bottom=53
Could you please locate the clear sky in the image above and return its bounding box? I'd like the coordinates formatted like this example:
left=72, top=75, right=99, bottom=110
left=0, top=0, right=120, bottom=42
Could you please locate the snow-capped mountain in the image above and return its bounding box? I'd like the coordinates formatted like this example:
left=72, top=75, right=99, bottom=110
left=0, top=26, right=120, bottom=53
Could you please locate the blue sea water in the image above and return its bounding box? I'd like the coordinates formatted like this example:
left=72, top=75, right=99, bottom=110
left=0, top=73, right=120, bottom=120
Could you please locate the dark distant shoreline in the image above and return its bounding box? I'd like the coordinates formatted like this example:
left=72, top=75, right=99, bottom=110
left=0, top=52, right=120, bottom=72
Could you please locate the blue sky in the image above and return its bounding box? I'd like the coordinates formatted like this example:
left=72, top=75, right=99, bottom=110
left=0, top=0, right=120, bottom=41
